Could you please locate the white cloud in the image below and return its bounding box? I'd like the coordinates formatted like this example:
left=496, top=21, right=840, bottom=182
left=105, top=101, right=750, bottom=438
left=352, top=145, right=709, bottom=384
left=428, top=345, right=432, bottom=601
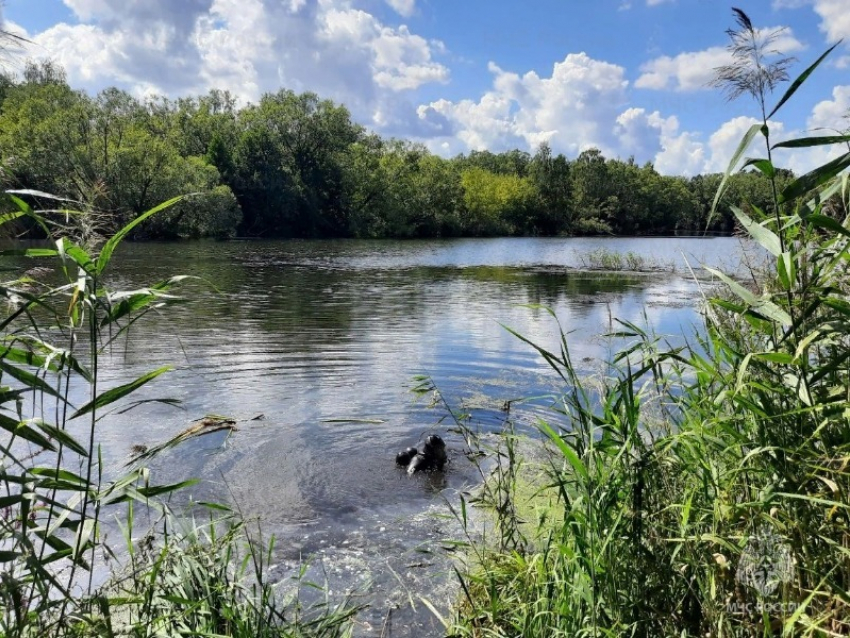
left=835, top=55, right=850, bottom=69
left=705, top=116, right=779, bottom=174
left=636, top=27, right=806, bottom=92
left=771, top=0, right=810, bottom=8
left=812, top=0, right=850, bottom=43
left=807, top=85, right=850, bottom=131
left=62, top=0, right=118, bottom=21
left=25, top=0, right=448, bottom=130
left=614, top=107, right=706, bottom=175
left=646, top=0, right=674, bottom=5
left=417, top=53, right=629, bottom=157
left=641, top=86, right=850, bottom=177
left=615, top=107, right=673, bottom=155
left=655, top=130, right=706, bottom=175
left=635, top=46, right=730, bottom=91
left=384, top=0, right=415, bottom=17
left=412, top=53, right=830, bottom=178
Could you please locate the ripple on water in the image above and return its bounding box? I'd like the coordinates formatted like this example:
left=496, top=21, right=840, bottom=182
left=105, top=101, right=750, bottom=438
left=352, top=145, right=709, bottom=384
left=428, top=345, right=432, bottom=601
left=13, top=237, right=737, bottom=637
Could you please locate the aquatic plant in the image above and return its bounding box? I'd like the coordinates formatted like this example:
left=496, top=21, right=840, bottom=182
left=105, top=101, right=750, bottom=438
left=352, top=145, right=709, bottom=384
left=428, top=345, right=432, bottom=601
left=447, top=10, right=850, bottom=636
left=577, top=247, right=673, bottom=272
left=0, top=194, right=355, bottom=637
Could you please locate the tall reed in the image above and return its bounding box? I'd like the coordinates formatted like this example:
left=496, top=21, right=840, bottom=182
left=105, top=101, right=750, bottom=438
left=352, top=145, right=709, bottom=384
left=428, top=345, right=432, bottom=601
left=0, top=194, right=356, bottom=637
left=448, top=15, right=850, bottom=637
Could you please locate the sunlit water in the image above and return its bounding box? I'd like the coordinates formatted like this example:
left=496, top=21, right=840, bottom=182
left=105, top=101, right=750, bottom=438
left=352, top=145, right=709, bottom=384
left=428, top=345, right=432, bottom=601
left=5, top=236, right=756, bottom=636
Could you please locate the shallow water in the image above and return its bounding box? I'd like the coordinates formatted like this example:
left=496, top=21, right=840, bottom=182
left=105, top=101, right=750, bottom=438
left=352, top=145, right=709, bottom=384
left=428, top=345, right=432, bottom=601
left=5, top=235, right=754, bottom=635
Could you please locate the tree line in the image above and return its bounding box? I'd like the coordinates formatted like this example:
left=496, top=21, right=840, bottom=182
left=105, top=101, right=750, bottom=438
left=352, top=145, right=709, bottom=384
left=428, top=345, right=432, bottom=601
left=0, top=61, right=792, bottom=240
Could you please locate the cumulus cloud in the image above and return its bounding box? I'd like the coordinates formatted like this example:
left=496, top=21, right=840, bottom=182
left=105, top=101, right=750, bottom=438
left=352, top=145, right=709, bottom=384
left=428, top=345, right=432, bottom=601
left=614, top=107, right=707, bottom=175
left=772, top=84, right=850, bottom=174
left=417, top=53, right=629, bottom=157
left=24, top=0, right=448, bottom=131
left=636, top=27, right=806, bottom=92
left=635, top=47, right=730, bottom=91
left=644, top=86, right=850, bottom=177
left=615, top=107, right=672, bottom=157
left=807, top=85, right=850, bottom=131
left=812, top=0, right=850, bottom=43
left=410, top=52, right=816, bottom=178
left=384, top=0, right=415, bottom=17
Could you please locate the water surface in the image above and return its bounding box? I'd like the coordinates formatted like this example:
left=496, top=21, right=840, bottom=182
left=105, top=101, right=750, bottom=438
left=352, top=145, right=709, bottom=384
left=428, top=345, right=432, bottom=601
left=10, top=236, right=752, bottom=635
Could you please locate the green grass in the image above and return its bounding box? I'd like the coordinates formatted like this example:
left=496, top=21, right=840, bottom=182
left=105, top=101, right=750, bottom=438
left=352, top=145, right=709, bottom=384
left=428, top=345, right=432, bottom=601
left=446, top=34, right=850, bottom=638
left=577, top=247, right=674, bottom=272
left=0, top=195, right=357, bottom=637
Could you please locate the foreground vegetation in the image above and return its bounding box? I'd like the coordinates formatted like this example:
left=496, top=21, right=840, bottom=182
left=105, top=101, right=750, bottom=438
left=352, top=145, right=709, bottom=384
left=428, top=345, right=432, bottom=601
left=3, top=8, right=850, bottom=638
left=0, top=61, right=795, bottom=240
left=0, top=196, right=356, bottom=637
left=447, top=12, right=850, bottom=637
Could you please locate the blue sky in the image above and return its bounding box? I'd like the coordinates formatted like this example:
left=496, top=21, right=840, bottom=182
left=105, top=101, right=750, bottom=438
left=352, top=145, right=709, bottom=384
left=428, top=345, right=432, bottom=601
left=3, top=0, right=849, bottom=175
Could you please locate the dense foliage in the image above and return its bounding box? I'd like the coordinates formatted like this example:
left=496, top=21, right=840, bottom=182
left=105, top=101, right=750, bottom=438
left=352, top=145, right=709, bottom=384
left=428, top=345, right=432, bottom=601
left=0, top=195, right=358, bottom=637
left=0, top=61, right=791, bottom=240
left=447, top=13, right=850, bottom=637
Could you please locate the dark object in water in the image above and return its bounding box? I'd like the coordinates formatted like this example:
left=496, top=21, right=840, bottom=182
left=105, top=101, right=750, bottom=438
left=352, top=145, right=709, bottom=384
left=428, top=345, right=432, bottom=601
left=396, top=447, right=418, bottom=466
left=398, top=435, right=447, bottom=474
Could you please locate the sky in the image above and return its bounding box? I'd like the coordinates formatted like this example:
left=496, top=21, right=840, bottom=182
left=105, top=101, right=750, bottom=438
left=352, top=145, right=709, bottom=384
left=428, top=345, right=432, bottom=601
left=2, top=0, right=849, bottom=176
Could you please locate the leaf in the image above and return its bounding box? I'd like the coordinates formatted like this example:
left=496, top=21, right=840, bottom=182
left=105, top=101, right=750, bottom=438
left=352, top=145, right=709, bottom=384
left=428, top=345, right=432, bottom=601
left=0, top=494, right=24, bottom=508
left=34, top=423, right=89, bottom=457
left=6, top=189, right=73, bottom=202
left=741, top=158, right=776, bottom=178
left=100, top=277, right=191, bottom=327
left=60, top=240, right=94, bottom=274
left=704, top=267, right=792, bottom=326
left=773, top=134, right=850, bottom=149
left=419, top=596, right=448, bottom=628
left=70, top=366, right=172, bottom=420
left=777, top=251, right=795, bottom=291
left=0, top=414, right=55, bottom=451
left=0, top=248, right=58, bottom=258
left=0, top=342, right=91, bottom=381
left=30, top=467, right=90, bottom=488
left=196, top=501, right=232, bottom=512
left=731, top=206, right=781, bottom=256
left=779, top=152, right=850, bottom=204
left=767, top=42, right=841, bottom=120
left=102, top=479, right=199, bottom=505
left=7, top=196, right=51, bottom=236
left=538, top=419, right=588, bottom=482
left=804, top=213, right=850, bottom=239
left=0, top=551, right=23, bottom=562
left=96, top=196, right=183, bottom=275
left=0, top=360, right=64, bottom=400
left=754, top=352, right=794, bottom=365
left=709, top=124, right=761, bottom=225
left=0, top=211, right=26, bottom=228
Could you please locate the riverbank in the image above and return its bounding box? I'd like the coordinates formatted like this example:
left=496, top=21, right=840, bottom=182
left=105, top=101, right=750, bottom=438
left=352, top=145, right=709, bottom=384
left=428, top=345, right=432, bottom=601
left=442, top=208, right=850, bottom=635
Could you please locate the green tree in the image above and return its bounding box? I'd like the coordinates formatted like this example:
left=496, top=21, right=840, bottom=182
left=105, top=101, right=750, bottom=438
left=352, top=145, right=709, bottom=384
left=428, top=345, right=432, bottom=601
left=571, top=148, right=612, bottom=234
left=461, top=167, right=536, bottom=236
left=529, top=143, right=573, bottom=235
left=233, top=90, right=361, bottom=237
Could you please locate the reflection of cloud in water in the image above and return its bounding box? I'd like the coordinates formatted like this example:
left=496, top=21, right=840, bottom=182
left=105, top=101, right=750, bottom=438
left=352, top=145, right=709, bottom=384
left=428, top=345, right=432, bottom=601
left=24, top=237, right=733, bottom=638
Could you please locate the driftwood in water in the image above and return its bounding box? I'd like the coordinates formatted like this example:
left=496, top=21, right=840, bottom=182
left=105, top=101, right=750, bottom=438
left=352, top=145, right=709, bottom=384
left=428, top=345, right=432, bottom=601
left=128, top=414, right=262, bottom=464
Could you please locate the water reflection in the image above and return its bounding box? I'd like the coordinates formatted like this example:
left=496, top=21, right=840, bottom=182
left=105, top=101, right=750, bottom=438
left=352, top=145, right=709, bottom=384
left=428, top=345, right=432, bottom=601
left=2, top=236, right=747, bottom=637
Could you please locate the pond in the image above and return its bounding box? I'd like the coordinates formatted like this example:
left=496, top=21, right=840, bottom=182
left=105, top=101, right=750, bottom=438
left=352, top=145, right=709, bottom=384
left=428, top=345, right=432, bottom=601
left=12, top=235, right=755, bottom=636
